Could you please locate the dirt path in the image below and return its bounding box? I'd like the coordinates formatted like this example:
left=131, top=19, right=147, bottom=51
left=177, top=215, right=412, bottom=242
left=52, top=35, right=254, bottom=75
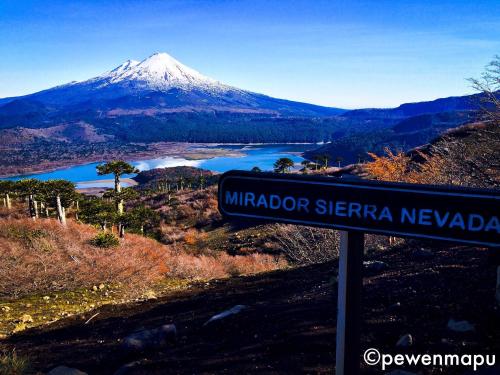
left=2, top=244, right=499, bottom=374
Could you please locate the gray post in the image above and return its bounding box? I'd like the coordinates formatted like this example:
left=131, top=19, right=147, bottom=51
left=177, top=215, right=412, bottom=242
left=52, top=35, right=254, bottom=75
left=336, top=230, right=364, bottom=375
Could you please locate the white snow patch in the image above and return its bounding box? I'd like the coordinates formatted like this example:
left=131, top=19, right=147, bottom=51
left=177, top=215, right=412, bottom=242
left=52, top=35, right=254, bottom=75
left=93, top=52, right=232, bottom=92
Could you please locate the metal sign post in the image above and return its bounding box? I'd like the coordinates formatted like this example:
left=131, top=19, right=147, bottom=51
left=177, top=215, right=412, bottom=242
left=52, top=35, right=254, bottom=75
left=336, top=231, right=364, bottom=375
left=217, top=170, right=500, bottom=374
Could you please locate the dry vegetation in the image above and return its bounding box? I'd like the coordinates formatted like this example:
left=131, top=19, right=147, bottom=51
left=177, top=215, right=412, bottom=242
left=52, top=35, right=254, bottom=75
left=0, top=218, right=168, bottom=298
left=0, top=215, right=285, bottom=300
left=364, top=122, right=500, bottom=189
left=273, top=225, right=340, bottom=265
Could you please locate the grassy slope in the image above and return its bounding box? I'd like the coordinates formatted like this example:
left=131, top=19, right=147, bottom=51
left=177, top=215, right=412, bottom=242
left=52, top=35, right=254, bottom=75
left=0, top=215, right=286, bottom=337
left=1, top=242, right=498, bottom=374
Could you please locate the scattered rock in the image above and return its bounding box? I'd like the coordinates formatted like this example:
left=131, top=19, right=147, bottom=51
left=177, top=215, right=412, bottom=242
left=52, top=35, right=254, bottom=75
left=20, top=314, right=33, bottom=323
left=92, top=286, right=98, bottom=291
left=447, top=319, right=475, bottom=333
left=98, top=283, right=105, bottom=290
left=412, top=248, right=434, bottom=260
left=43, top=295, right=50, bottom=300
left=143, top=290, right=157, bottom=300
left=113, top=361, right=143, bottom=375
left=1, top=305, right=11, bottom=312
left=47, top=366, right=88, bottom=375
left=363, top=260, right=389, bottom=273
left=396, top=333, right=413, bottom=347
left=12, top=322, right=26, bottom=333
left=122, top=324, right=177, bottom=352
left=387, top=302, right=401, bottom=311
left=203, top=305, right=248, bottom=326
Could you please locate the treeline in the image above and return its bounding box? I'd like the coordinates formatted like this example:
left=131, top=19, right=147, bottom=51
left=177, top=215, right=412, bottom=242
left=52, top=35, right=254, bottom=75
left=134, top=166, right=218, bottom=191
left=0, top=163, right=224, bottom=245
left=305, top=111, right=476, bottom=164
left=96, top=113, right=349, bottom=143
left=0, top=164, right=161, bottom=242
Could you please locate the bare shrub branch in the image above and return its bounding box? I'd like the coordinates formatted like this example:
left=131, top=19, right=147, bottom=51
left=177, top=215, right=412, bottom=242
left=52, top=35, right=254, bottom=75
left=273, top=224, right=339, bottom=265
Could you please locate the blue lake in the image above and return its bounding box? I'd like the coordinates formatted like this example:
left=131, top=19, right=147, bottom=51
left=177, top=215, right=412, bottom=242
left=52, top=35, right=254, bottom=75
left=4, top=144, right=315, bottom=188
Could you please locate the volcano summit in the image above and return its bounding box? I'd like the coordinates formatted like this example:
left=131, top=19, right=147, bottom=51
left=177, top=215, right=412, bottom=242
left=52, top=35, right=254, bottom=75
left=0, top=52, right=344, bottom=117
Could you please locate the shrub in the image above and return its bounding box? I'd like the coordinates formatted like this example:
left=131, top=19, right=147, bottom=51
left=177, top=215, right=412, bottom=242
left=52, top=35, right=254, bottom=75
left=89, top=232, right=120, bottom=248
left=0, top=350, right=31, bottom=375
left=273, top=224, right=339, bottom=265
left=0, top=219, right=169, bottom=297
left=0, top=219, right=288, bottom=298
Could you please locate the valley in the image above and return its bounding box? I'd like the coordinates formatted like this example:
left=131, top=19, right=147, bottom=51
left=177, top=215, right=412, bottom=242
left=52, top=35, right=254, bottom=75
left=0, top=45, right=498, bottom=375
left=0, top=52, right=487, bottom=179
left=0, top=143, right=313, bottom=184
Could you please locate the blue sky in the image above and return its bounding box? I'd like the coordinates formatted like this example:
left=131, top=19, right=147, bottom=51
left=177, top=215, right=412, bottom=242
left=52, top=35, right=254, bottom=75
left=0, top=0, right=499, bottom=108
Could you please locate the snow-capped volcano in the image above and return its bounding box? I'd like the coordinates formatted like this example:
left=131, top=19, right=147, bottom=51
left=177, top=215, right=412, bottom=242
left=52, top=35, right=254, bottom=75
left=0, top=52, right=344, bottom=117
left=95, top=52, right=227, bottom=92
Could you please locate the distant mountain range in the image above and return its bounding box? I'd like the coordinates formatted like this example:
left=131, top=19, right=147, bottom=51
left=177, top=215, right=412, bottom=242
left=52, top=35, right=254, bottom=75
left=0, top=52, right=486, bottom=172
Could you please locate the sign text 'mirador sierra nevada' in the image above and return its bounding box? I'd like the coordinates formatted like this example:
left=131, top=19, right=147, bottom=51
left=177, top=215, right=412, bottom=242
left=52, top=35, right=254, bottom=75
left=218, top=171, right=500, bottom=247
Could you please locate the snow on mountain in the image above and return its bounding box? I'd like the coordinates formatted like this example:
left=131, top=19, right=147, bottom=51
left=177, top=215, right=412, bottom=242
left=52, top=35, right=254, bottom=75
left=0, top=52, right=345, bottom=117
left=93, top=52, right=229, bottom=92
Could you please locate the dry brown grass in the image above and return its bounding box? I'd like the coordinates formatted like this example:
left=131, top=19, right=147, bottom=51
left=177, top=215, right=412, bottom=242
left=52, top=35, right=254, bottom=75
left=0, top=217, right=287, bottom=298
left=0, top=218, right=169, bottom=298
left=169, top=250, right=287, bottom=279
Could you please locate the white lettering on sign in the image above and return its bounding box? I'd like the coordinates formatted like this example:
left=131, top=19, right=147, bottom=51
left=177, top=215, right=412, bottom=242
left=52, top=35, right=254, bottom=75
left=224, top=190, right=500, bottom=235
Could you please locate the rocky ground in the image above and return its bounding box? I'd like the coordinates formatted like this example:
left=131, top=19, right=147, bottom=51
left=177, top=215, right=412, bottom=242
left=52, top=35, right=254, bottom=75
left=1, top=242, right=499, bottom=374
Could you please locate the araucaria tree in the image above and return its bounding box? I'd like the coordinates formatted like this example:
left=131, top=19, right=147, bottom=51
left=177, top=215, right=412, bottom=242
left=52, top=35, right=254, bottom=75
left=103, top=187, right=139, bottom=238
left=15, top=179, right=41, bottom=220
left=273, top=158, right=295, bottom=173
left=124, top=206, right=160, bottom=237
left=0, top=180, right=15, bottom=209
left=317, top=154, right=330, bottom=169
left=96, top=161, right=139, bottom=214
left=78, top=198, right=117, bottom=231
left=43, top=180, right=77, bottom=226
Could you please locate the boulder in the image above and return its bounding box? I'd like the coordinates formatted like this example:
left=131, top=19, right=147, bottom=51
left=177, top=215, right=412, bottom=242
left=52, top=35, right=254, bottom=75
left=447, top=319, right=475, bottom=333
left=363, top=260, right=389, bottom=273
left=203, top=305, right=247, bottom=326
left=122, top=324, right=177, bottom=352
left=47, top=366, right=88, bottom=375
left=396, top=333, right=413, bottom=347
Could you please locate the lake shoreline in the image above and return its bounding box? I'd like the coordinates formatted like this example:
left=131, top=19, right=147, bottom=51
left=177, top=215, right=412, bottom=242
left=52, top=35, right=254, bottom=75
left=0, top=142, right=245, bottom=178
left=1, top=143, right=313, bottom=187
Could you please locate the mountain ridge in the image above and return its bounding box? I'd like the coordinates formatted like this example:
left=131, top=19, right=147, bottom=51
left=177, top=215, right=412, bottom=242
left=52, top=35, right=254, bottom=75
left=0, top=52, right=344, bottom=117
left=0, top=52, right=486, bottom=174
